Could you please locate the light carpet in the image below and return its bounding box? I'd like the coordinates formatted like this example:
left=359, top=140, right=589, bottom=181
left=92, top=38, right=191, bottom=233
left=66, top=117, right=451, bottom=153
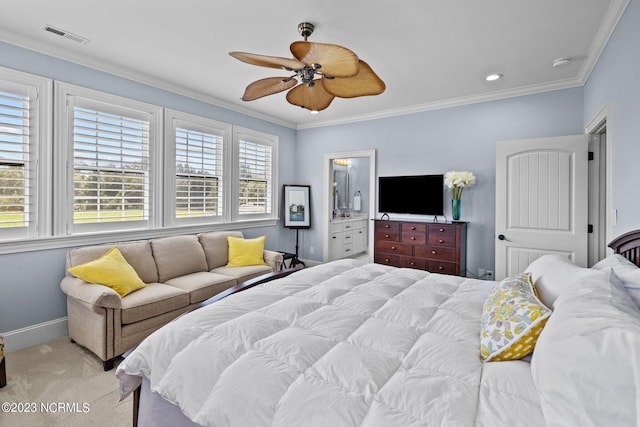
left=0, top=337, right=131, bottom=427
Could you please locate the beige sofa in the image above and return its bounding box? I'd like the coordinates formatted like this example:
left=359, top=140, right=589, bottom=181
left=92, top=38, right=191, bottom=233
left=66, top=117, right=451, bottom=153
left=60, top=231, right=283, bottom=370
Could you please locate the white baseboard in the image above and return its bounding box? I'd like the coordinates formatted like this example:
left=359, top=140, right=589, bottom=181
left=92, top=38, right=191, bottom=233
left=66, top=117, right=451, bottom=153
left=3, top=317, right=68, bottom=352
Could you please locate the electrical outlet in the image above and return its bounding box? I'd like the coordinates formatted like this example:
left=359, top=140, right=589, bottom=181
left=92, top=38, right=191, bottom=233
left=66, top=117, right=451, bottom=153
left=486, top=270, right=494, bottom=281
left=309, top=246, right=315, bottom=254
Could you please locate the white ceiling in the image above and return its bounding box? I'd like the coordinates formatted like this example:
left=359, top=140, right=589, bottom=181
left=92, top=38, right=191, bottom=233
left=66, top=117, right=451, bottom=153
left=0, top=0, right=628, bottom=129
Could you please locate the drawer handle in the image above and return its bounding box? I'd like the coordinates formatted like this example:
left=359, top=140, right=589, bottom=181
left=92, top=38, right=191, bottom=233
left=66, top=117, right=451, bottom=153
left=359, top=231, right=363, bottom=234
left=391, top=246, right=397, bottom=250
left=410, top=262, right=416, bottom=266
left=332, top=236, right=337, bottom=239
left=385, top=224, right=390, bottom=229
left=345, top=225, right=351, bottom=229
left=439, top=239, right=444, bottom=243
left=438, top=266, right=444, bottom=270
left=385, top=234, right=390, bottom=238
left=431, top=250, right=437, bottom=254
left=345, top=248, right=351, bottom=252
left=385, top=258, right=390, bottom=262
left=410, top=236, right=416, bottom=241
left=411, top=226, right=416, bottom=230
left=345, top=236, right=351, bottom=240
left=439, top=228, right=445, bottom=232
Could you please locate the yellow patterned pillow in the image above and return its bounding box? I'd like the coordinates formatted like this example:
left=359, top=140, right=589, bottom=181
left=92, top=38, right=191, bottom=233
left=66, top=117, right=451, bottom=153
left=68, top=246, right=147, bottom=297
left=480, top=273, right=551, bottom=362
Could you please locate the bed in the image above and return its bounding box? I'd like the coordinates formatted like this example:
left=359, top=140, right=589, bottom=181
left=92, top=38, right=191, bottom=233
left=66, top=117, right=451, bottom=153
left=116, top=231, right=640, bottom=427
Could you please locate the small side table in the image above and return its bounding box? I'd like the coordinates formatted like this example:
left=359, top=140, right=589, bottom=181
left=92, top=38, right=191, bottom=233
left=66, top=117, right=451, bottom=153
left=279, top=252, right=305, bottom=270
left=0, top=356, right=6, bottom=388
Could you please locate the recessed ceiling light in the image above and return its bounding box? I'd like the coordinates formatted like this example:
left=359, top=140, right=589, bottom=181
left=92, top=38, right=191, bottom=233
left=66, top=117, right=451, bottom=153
left=309, top=110, right=320, bottom=115
left=486, top=73, right=503, bottom=82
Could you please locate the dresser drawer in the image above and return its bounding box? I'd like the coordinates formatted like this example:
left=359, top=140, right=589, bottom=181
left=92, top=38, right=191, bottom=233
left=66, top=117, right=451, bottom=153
left=376, top=221, right=400, bottom=233
left=375, top=241, right=412, bottom=256
left=414, top=245, right=456, bottom=262
left=374, top=253, right=400, bottom=267
left=428, top=260, right=457, bottom=275
left=401, top=223, right=427, bottom=245
left=400, top=256, right=427, bottom=269
left=428, top=225, right=456, bottom=247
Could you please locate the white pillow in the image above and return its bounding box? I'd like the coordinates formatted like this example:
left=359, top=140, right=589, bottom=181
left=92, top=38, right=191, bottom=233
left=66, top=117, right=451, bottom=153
left=593, top=254, right=640, bottom=308
left=592, top=253, right=638, bottom=273
left=531, top=268, right=640, bottom=427
left=524, top=254, right=597, bottom=308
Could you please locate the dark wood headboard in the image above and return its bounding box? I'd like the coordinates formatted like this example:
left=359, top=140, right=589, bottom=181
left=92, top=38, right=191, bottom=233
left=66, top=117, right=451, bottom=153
left=609, top=230, right=640, bottom=267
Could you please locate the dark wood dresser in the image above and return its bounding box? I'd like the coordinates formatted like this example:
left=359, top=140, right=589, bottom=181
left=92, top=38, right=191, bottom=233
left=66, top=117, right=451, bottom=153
left=374, top=219, right=467, bottom=276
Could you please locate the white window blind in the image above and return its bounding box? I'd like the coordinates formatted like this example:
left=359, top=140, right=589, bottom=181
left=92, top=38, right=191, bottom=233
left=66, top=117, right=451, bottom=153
left=0, top=89, right=30, bottom=229
left=175, top=127, right=224, bottom=218
left=72, top=106, right=150, bottom=225
left=237, top=139, right=273, bottom=216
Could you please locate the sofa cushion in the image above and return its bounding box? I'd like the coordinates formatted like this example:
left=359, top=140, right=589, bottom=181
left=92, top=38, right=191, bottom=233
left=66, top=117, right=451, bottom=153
left=68, top=240, right=158, bottom=283
left=120, top=282, right=190, bottom=325
left=68, top=246, right=147, bottom=297
left=211, top=265, right=273, bottom=282
left=151, top=235, right=209, bottom=282
left=165, top=272, right=237, bottom=304
left=198, top=231, right=243, bottom=269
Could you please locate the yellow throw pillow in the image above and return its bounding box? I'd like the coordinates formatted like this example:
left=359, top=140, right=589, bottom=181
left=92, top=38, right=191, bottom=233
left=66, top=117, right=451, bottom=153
left=480, top=272, right=551, bottom=362
left=226, top=236, right=267, bottom=267
left=68, top=246, right=146, bottom=297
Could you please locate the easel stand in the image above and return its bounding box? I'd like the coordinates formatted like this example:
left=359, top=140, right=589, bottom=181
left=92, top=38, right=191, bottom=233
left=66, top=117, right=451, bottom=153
left=291, top=229, right=306, bottom=268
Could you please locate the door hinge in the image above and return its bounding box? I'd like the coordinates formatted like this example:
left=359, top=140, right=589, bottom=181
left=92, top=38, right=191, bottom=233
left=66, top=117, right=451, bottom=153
left=588, top=151, right=594, bottom=161
left=588, top=224, right=594, bottom=233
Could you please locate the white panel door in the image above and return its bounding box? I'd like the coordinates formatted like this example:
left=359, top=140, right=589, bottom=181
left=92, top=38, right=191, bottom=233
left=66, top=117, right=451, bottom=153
left=495, top=135, right=589, bottom=280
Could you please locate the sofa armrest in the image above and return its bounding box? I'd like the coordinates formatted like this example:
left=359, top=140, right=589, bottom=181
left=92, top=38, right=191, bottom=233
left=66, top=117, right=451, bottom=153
left=60, top=276, right=122, bottom=309
left=263, top=250, right=284, bottom=271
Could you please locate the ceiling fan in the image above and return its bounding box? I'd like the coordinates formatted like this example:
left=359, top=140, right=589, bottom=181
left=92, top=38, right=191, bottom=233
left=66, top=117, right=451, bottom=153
left=229, top=22, right=385, bottom=113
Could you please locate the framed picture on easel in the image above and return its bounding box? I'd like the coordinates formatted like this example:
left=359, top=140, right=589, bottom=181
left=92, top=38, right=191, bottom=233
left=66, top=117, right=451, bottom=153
left=283, top=185, right=311, bottom=229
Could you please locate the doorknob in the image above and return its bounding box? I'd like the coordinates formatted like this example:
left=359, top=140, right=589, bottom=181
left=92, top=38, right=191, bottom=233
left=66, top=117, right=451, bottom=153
left=498, top=234, right=509, bottom=241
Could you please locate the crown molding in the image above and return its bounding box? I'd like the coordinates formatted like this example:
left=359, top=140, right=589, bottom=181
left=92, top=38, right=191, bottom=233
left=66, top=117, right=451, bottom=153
left=578, top=0, right=630, bottom=84
left=0, top=30, right=297, bottom=129
left=296, top=78, right=584, bottom=130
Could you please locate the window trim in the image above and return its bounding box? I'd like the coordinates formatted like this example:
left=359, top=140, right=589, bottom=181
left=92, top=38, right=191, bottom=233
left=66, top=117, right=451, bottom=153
left=54, top=82, right=163, bottom=236
left=0, top=66, right=52, bottom=241
left=164, top=109, right=232, bottom=227
left=231, top=126, right=279, bottom=223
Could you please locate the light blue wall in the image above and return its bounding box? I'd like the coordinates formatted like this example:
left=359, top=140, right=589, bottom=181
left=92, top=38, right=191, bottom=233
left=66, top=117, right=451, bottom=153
left=296, top=88, right=585, bottom=274
left=0, top=42, right=297, bottom=333
left=584, top=0, right=640, bottom=235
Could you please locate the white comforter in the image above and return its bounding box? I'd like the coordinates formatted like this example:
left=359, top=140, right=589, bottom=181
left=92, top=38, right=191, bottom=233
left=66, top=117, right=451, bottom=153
left=117, top=260, right=544, bottom=426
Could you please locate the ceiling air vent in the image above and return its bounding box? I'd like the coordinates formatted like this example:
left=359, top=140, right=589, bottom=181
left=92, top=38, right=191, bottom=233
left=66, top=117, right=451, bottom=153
left=43, top=25, right=89, bottom=44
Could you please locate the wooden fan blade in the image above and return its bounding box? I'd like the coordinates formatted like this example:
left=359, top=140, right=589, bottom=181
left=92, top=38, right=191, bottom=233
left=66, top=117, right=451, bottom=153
left=241, top=77, right=298, bottom=101
left=290, top=42, right=359, bottom=78
left=322, top=60, right=386, bottom=98
left=286, top=80, right=335, bottom=111
left=229, top=51, right=304, bottom=70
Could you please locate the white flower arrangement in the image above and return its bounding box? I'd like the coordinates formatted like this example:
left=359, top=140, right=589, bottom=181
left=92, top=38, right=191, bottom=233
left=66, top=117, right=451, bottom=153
left=444, top=171, right=476, bottom=199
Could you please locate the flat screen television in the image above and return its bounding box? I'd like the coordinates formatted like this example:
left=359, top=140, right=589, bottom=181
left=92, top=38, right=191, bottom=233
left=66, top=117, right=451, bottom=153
left=378, top=174, right=444, bottom=216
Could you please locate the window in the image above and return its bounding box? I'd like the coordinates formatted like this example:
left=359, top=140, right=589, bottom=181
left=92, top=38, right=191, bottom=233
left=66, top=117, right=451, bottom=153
left=0, top=73, right=278, bottom=253
left=164, top=110, right=230, bottom=226
left=0, top=67, right=51, bottom=241
left=55, top=83, right=162, bottom=234
left=232, top=127, right=277, bottom=221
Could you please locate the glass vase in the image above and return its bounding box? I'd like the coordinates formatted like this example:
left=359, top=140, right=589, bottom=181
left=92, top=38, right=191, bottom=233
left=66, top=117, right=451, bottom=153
left=452, top=198, right=461, bottom=221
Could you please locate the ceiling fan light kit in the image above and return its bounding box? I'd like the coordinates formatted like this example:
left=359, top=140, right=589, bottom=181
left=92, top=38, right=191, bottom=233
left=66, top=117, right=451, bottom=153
left=229, top=22, right=385, bottom=112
